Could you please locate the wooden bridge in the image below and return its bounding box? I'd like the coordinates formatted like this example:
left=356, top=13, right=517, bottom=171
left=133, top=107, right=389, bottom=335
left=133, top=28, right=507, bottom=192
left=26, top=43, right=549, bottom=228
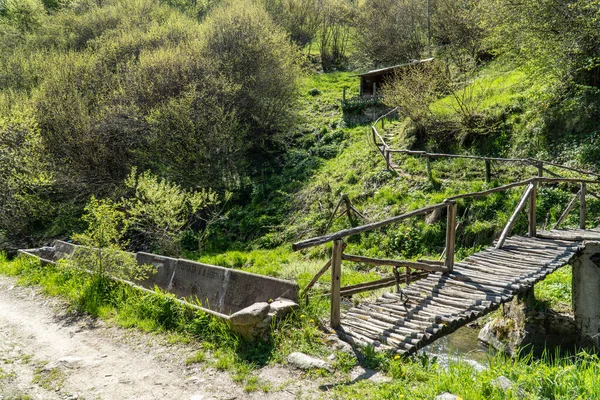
left=293, top=176, right=600, bottom=355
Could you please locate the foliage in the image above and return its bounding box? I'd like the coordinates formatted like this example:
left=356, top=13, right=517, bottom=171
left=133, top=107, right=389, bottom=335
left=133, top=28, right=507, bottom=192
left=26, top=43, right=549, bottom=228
left=0, top=108, right=53, bottom=249
left=63, top=196, right=153, bottom=282
left=355, top=0, right=427, bottom=67
left=123, top=168, right=228, bottom=256
left=260, top=0, right=321, bottom=46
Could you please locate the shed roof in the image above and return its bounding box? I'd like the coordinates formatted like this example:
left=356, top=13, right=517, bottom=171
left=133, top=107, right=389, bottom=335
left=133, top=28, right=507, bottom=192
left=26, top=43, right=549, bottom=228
left=357, top=58, right=434, bottom=78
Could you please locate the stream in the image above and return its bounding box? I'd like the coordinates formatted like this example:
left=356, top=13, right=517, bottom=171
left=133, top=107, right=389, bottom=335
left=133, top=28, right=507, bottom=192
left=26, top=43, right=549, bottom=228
left=417, top=325, right=490, bottom=371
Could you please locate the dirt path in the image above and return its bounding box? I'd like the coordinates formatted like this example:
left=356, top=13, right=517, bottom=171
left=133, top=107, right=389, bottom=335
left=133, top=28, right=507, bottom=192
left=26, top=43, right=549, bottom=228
left=0, top=276, right=325, bottom=400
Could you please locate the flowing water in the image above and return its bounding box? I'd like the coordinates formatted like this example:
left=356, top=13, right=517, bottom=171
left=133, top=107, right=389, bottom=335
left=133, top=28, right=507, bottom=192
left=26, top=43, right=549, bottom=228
left=417, top=325, right=490, bottom=371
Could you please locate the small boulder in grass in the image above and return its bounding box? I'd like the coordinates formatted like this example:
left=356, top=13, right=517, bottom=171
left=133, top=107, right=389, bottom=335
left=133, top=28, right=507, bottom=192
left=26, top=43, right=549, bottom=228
left=229, top=302, right=270, bottom=326
left=268, top=298, right=299, bottom=319
left=434, top=393, right=462, bottom=400
left=287, top=352, right=333, bottom=372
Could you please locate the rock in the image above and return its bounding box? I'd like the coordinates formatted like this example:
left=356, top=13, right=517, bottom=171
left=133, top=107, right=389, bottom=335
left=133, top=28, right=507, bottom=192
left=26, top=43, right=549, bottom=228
left=327, top=353, right=336, bottom=361
left=269, top=298, right=299, bottom=319
left=287, top=352, right=332, bottom=372
left=229, top=302, right=270, bottom=326
left=324, top=334, right=354, bottom=354
left=43, top=356, right=84, bottom=371
left=478, top=321, right=507, bottom=353
left=492, top=376, right=526, bottom=399
left=478, top=291, right=584, bottom=357
left=434, top=393, right=461, bottom=400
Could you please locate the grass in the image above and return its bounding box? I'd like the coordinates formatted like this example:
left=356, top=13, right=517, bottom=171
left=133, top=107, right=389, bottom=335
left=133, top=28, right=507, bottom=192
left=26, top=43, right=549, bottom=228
left=32, top=366, right=65, bottom=391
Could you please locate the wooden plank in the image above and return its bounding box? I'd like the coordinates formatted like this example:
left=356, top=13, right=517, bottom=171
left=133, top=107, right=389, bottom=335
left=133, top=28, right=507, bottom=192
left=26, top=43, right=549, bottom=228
left=293, top=203, right=447, bottom=251
left=554, top=190, right=581, bottom=229
left=302, top=259, right=331, bottom=294
left=496, top=183, right=535, bottom=249
left=330, top=240, right=343, bottom=329
left=446, top=179, right=533, bottom=201
left=529, top=182, right=537, bottom=237
left=341, top=254, right=446, bottom=272
left=581, top=182, right=587, bottom=230
left=445, top=201, right=457, bottom=271
left=408, top=277, right=509, bottom=301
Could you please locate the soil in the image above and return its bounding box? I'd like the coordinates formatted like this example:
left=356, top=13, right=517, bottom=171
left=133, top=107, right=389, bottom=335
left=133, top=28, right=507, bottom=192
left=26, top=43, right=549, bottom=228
left=0, top=276, right=327, bottom=400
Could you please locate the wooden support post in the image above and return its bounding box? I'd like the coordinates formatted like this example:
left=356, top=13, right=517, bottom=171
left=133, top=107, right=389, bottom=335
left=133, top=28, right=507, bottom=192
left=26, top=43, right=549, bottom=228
left=444, top=201, right=457, bottom=272
left=485, top=159, right=491, bottom=183
left=496, top=183, right=535, bottom=249
left=385, top=149, right=391, bottom=170
left=426, top=156, right=433, bottom=182
left=342, top=87, right=346, bottom=102
left=528, top=181, right=537, bottom=238
left=537, top=161, right=544, bottom=177
left=373, top=82, right=377, bottom=97
left=330, top=239, right=343, bottom=329
left=554, top=190, right=581, bottom=229
left=393, top=267, right=401, bottom=293
left=580, top=182, right=587, bottom=230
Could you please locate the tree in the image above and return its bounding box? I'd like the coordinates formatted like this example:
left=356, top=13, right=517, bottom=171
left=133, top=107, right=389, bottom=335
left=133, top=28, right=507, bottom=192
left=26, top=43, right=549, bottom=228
left=122, top=168, right=228, bottom=256
left=355, top=0, right=427, bottom=67
left=260, top=0, right=322, bottom=46
left=199, top=0, right=301, bottom=172
left=0, top=108, right=53, bottom=250
left=318, top=0, right=354, bottom=71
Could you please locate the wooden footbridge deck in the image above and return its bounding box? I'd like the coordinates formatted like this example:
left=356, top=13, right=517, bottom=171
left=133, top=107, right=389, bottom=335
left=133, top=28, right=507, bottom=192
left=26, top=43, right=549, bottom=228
left=338, top=231, right=600, bottom=354
left=293, top=176, right=600, bottom=354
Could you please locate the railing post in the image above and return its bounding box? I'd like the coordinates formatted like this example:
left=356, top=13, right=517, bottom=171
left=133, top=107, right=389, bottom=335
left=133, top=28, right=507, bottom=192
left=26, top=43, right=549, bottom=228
left=330, top=239, right=343, bottom=329
left=426, top=156, right=433, bottom=182
left=580, top=182, right=587, bottom=230
left=485, top=159, right=491, bottom=183
left=445, top=201, right=457, bottom=272
left=385, top=148, right=391, bottom=170
left=537, top=161, right=544, bottom=177
left=372, top=127, right=377, bottom=145
left=528, top=180, right=537, bottom=237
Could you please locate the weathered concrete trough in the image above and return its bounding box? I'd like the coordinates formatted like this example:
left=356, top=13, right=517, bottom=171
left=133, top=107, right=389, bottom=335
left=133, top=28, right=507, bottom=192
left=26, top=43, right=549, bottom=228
left=19, top=240, right=300, bottom=340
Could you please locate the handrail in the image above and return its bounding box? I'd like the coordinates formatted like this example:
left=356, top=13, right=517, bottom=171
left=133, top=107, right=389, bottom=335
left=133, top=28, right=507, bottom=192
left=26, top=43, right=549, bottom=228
left=292, top=203, right=447, bottom=251
left=371, top=109, right=600, bottom=180
left=292, top=177, right=599, bottom=252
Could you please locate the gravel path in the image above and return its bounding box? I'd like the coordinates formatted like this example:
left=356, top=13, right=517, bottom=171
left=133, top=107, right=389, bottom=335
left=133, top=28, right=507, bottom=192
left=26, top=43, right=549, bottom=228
left=0, top=276, right=324, bottom=400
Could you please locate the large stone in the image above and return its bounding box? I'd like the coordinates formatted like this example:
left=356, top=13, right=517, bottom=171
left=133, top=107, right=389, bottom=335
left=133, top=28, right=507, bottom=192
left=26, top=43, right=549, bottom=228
left=492, top=376, right=526, bottom=399
left=229, top=302, right=271, bottom=326
left=287, top=352, right=333, bottom=372
left=269, top=298, right=299, bottom=319
left=478, top=290, right=582, bottom=356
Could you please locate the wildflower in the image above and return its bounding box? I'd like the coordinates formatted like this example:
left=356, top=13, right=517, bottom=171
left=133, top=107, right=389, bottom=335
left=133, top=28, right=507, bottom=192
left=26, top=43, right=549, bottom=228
left=300, top=314, right=305, bottom=318
left=394, top=355, right=401, bottom=360
left=310, top=319, right=315, bottom=323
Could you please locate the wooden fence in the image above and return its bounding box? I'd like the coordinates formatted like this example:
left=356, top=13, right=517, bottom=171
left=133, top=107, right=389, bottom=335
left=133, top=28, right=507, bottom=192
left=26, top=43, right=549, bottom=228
left=371, top=107, right=600, bottom=182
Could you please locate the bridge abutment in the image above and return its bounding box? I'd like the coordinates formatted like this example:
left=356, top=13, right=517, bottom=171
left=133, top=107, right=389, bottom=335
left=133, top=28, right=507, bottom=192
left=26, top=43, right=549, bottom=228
left=572, top=241, right=600, bottom=348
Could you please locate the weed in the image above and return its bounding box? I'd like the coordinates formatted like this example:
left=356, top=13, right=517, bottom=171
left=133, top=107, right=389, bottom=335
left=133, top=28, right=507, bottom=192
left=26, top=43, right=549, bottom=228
left=185, top=350, right=207, bottom=366
left=32, top=367, right=65, bottom=391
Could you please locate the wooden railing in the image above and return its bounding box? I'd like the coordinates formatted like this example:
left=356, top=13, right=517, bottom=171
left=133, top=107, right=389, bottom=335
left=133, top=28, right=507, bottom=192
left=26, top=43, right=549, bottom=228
left=371, top=107, right=600, bottom=182
left=293, top=176, right=598, bottom=329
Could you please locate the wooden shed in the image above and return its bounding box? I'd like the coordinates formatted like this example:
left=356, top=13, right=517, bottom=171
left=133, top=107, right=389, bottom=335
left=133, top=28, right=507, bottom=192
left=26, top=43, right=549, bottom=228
left=358, top=58, right=434, bottom=97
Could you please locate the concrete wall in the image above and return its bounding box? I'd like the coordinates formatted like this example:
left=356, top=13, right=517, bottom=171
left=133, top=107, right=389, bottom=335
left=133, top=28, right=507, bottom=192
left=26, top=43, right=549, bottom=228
left=572, top=241, right=600, bottom=348
left=52, top=241, right=299, bottom=316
